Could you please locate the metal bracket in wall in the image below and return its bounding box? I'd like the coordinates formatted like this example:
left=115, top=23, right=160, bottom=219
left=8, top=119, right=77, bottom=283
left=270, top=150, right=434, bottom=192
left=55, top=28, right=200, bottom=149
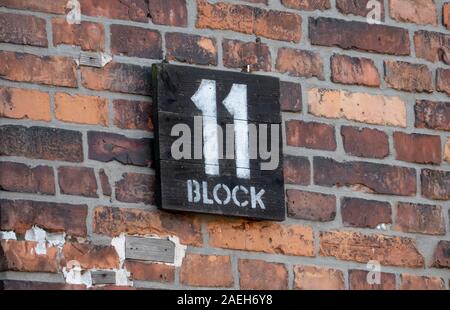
left=79, top=51, right=112, bottom=68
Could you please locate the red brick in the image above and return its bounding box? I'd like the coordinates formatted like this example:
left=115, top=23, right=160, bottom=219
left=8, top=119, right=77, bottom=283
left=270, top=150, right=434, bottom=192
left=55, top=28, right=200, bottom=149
left=400, top=274, right=445, bottom=290
left=341, top=198, right=392, bottom=229
left=0, top=51, right=77, bottom=88
left=385, top=60, right=433, bottom=93
left=276, top=48, right=324, bottom=79
left=310, top=17, right=410, bottom=55
left=349, top=270, right=396, bottom=290
left=283, top=155, right=310, bottom=185
left=149, top=0, right=187, bottom=27
left=415, top=100, right=450, bottom=131
left=432, top=241, right=450, bottom=268
left=444, top=3, right=450, bottom=29
left=99, top=169, right=112, bottom=197
left=223, top=39, right=271, bottom=72
left=437, top=68, right=450, bottom=96
left=287, top=190, right=336, bottom=222
left=336, top=0, right=385, bottom=19
left=93, top=206, right=202, bottom=246
left=0, top=0, right=66, bottom=13
left=341, top=126, right=389, bottom=159
left=111, top=25, right=162, bottom=59
left=80, top=0, right=149, bottom=22
left=240, top=0, right=267, bottom=4
left=389, top=0, right=437, bottom=26
left=0, top=162, right=54, bottom=195
left=414, top=30, right=449, bottom=64
left=207, top=219, right=314, bottom=256
left=0, top=240, right=58, bottom=273
left=314, top=157, right=417, bottom=196
left=395, top=203, right=445, bottom=235
left=0, top=199, right=87, bottom=237
left=421, top=169, right=450, bottom=200
left=62, top=243, right=119, bottom=270
left=394, top=132, right=441, bottom=164
left=81, top=63, right=151, bottom=95
left=115, top=173, right=154, bottom=205
left=0, top=280, right=85, bottom=290
left=294, top=265, right=344, bottom=290
left=0, top=12, right=47, bottom=47
left=113, top=100, right=153, bottom=132
left=331, top=54, right=380, bottom=87
left=309, top=88, right=407, bottom=128
left=52, top=18, right=104, bottom=52
left=180, top=254, right=233, bottom=287
left=286, top=120, right=336, bottom=151
left=166, top=33, right=217, bottom=66
left=281, top=0, right=330, bottom=11
left=0, top=125, right=83, bottom=162
left=0, top=87, right=51, bottom=122
left=239, top=259, right=288, bottom=290
left=58, top=167, right=98, bottom=198
left=55, top=93, right=108, bottom=126
left=125, top=261, right=175, bottom=283
left=280, top=81, right=302, bottom=112
left=88, top=131, right=152, bottom=167
left=196, top=0, right=302, bottom=42
left=320, top=231, right=424, bottom=267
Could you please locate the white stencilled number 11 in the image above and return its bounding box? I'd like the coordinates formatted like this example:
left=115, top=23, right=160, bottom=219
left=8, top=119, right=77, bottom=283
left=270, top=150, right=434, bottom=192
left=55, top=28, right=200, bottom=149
left=191, top=79, right=250, bottom=179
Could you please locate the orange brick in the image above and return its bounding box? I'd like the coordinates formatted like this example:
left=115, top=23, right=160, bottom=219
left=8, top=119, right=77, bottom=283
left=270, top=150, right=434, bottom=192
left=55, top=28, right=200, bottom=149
left=400, top=274, right=445, bottom=290
left=207, top=219, right=314, bottom=257
left=180, top=254, right=233, bottom=287
left=55, top=93, right=108, bottom=126
left=0, top=87, right=51, bottom=121
left=52, top=17, right=105, bottom=52
left=308, top=88, right=407, bottom=127
left=445, top=138, right=450, bottom=164
left=389, top=0, right=437, bottom=26
left=294, top=265, right=345, bottom=290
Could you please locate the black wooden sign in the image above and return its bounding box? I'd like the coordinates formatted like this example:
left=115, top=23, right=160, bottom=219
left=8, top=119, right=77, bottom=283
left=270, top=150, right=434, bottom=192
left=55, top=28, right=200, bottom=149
left=152, top=64, right=285, bottom=221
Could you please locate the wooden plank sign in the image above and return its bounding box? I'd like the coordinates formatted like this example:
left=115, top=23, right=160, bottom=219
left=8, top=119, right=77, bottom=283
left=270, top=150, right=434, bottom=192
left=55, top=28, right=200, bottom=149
left=152, top=64, right=285, bottom=221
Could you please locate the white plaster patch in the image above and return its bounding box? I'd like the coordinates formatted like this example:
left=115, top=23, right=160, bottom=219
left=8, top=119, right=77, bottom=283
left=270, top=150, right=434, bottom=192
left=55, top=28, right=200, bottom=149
left=376, top=223, right=390, bottom=231
left=24, top=226, right=66, bottom=255
left=63, top=264, right=92, bottom=288
left=111, top=234, right=126, bottom=267
left=0, top=231, right=17, bottom=240
left=168, top=236, right=187, bottom=267
left=115, top=269, right=132, bottom=287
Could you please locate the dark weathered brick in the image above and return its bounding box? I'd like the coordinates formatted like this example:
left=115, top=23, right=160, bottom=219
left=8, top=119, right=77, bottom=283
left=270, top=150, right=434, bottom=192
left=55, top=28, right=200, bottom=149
left=395, top=203, right=445, bottom=235
left=223, top=39, right=271, bottom=72
left=415, top=100, right=450, bottom=131
left=283, top=155, right=310, bottom=186
left=309, top=17, right=410, bottom=55
left=166, top=33, right=217, bottom=66
left=111, top=25, right=162, bottom=59
left=99, top=169, right=112, bottom=197
left=58, top=167, right=98, bottom=198
left=115, top=173, right=154, bottom=204
left=437, top=68, right=450, bottom=96
left=394, top=132, right=441, bottom=164
left=349, top=270, right=396, bottom=290
left=0, top=0, right=67, bottom=14
left=336, top=0, right=385, bottom=19
left=276, top=48, right=324, bottom=79
left=341, top=126, right=389, bottom=159
left=421, top=169, right=450, bottom=200
left=0, top=125, right=83, bottom=162
left=0, top=12, right=47, bottom=47
left=80, top=0, right=149, bottom=22
left=414, top=30, right=449, bottom=64
left=113, top=100, right=153, bottom=132
left=88, top=131, right=153, bottom=167
left=0, top=280, right=85, bottom=290
left=286, top=120, right=336, bottom=151
left=0, top=162, right=54, bottom=195
left=149, top=0, right=187, bottom=26
left=432, top=241, right=450, bottom=268
left=0, top=51, right=77, bottom=87
left=385, top=61, right=433, bottom=93
left=331, top=54, right=380, bottom=87
left=314, top=157, right=416, bottom=196
left=0, top=199, right=87, bottom=236
left=281, top=0, right=330, bottom=11
left=287, top=190, right=336, bottom=222
left=280, top=81, right=302, bottom=112
left=81, top=63, right=152, bottom=95
left=239, top=259, right=287, bottom=290
left=341, top=198, right=392, bottom=229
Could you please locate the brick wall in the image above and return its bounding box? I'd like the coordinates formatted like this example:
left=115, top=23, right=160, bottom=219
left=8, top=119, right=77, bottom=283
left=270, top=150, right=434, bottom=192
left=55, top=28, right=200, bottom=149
left=0, top=0, right=449, bottom=290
